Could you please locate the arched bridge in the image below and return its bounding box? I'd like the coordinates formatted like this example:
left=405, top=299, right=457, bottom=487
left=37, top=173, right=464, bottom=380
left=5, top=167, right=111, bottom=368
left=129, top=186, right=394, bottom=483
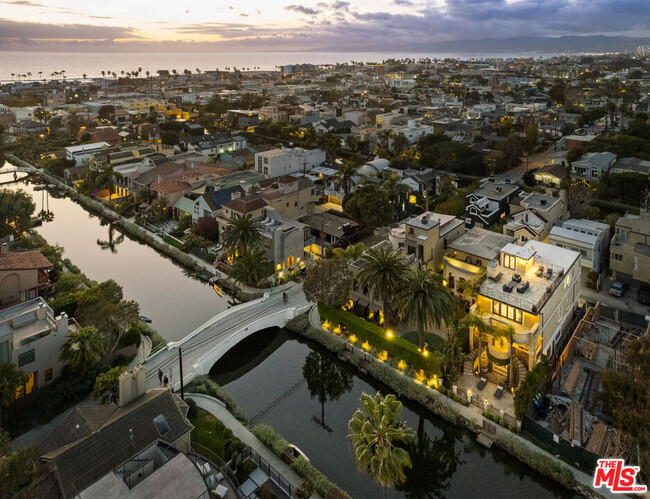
left=144, top=284, right=310, bottom=390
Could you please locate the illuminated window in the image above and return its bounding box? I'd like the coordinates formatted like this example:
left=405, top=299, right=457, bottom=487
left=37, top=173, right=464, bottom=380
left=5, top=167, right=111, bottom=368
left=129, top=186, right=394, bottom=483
left=503, top=254, right=516, bottom=270
left=493, top=300, right=523, bottom=324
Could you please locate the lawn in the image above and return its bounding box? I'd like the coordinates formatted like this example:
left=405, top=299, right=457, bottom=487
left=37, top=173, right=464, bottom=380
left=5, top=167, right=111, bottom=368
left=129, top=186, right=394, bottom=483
left=401, top=331, right=446, bottom=349
left=189, top=407, right=245, bottom=462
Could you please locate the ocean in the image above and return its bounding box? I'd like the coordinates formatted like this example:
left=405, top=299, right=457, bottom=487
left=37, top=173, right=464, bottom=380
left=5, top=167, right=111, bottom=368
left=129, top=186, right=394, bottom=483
left=0, top=50, right=560, bottom=83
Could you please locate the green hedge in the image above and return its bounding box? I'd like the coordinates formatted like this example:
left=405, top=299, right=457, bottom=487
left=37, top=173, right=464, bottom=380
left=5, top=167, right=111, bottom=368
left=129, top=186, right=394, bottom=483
left=252, top=423, right=290, bottom=457
left=318, top=304, right=442, bottom=375
left=291, top=456, right=351, bottom=499
left=187, top=376, right=248, bottom=423
left=514, top=356, right=551, bottom=419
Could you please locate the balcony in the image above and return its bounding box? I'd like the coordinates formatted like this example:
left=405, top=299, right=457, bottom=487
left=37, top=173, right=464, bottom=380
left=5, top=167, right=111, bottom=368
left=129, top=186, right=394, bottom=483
left=488, top=341, right=510, bottom=360
left=443, top=254, right=482, bottom=277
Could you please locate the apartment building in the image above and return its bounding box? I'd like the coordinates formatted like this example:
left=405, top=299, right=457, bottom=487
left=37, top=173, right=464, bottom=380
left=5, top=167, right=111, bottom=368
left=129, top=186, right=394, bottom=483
left=610, top=209, right=650, bottom=283
left=474, top=241, right=581, bottom=371
left=0, top=298, right=76, bottom=395
left=388, top=211, right=465, bottom=271
left=255, top=147, right=326, bottom=178
left=549, top=219, right=610, bottom=273
left=65, top=142, right=110, bottom=166
left=389, top=120, right=433, bottom=145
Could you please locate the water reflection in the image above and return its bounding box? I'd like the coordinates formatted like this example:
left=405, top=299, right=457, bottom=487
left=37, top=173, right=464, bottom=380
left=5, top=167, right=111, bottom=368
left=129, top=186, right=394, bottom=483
left=97, top=223, right=125, bottom=254
left=302, top=351, right=353, bottom=433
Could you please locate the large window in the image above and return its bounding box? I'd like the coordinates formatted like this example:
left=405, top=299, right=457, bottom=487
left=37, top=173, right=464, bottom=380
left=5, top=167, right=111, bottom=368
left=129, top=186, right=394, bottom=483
left=18, top=349, right=35, bottom=367
left=503, top=254, right=516, bottom=270
left=493, top=301, right=523, bottom=324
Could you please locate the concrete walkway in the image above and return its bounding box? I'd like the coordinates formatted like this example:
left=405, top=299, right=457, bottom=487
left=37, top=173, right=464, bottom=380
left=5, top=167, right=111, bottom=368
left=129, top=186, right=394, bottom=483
left=308, top=306, right=618, bottom=499
left=186, top=393, right=306, bottom=494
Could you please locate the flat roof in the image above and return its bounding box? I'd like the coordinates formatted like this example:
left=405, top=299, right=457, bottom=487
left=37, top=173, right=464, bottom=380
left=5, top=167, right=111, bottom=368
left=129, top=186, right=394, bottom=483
left=448, top=228, right=514, bottom=261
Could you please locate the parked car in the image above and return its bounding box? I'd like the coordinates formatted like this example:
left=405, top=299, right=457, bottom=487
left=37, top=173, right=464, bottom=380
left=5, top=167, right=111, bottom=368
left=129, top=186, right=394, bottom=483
left=638, top=285, right=650, bottom=306
left=609, top=281, right=629, bottom=298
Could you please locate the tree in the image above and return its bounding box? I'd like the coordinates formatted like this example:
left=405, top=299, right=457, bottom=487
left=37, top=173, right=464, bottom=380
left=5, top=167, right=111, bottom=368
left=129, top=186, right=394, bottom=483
left=333, top=160, right=359, bottom=198
left=344, top=184, right=392, bottom=230
left=597, top=336, right=650, bottom=476
left=332, top=242, right=366, bottom=261
left=98, top=105, right=116, bottom=122
left=381, top=174, right=409, bottom=219
left=228, top=249, right=274, bottom=286
left=303, top=351, right=353, bottom=431
left=391, top=133, right=409, bottom=156
left=194, top=216, right=219, bottom=241
left=394, top=268, right=453, bottom=350
left=495, top=136, right=524, bottom=172
left=0, top=430, right=38, bottom=497
left=182, top=232, right=212, bottom=256
left=0, top=189, right=35, bottom=238
left=460, top=312, right=493, bottom=375
left=59, top=326, right=104, bottom=376
left=565, top=181, right=596, bottom=219
left=92, top=366, right=127, bottom=404
left=317, top=132, right=340, bottom=161
left=161, top=130, right=180, bottom=145
left=0, top=363, right=27, bottom=427
left=524, top=122, right=539, bottom=154
left=493, top=324, right=516, bottom=387
left=303, top=258, right=353, bottom=308
left=34, top=106, right=48, bottom=124
left=357, top=246, right=408, bottom=331
left=348, top=392, right=415, bottom=489
left=221, top=214, right=262, bottom=255
left=54, top=272, right=87, bottom=296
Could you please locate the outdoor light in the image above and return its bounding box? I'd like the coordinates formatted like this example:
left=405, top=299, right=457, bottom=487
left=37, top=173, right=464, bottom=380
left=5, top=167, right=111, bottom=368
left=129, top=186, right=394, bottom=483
left=398, top=360, right=407, bottom=371
left=362, top=341, right=371, bottom=352
left=467, top=389, right=472, bottom=398
left=349, top=334, right=358, bottom=344
left=386, top=330, right=393, bottom=338
left=423, top=350, right=429, bottom=357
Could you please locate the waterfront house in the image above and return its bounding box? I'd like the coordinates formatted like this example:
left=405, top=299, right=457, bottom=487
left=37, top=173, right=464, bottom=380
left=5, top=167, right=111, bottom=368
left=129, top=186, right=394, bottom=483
left=0, top=297, right=76, bottom=395
left=0, top=246, right=52, bottom=309
left=302, top=212, right=361, bottom=258
left=473, top=241, right=581, bottom=372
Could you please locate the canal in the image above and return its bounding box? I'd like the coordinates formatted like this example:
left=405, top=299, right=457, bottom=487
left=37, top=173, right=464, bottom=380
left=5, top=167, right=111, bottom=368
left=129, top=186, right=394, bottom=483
left=211, top=328, right=574, bottom=499
left=2, top=163, right=230, bottom=341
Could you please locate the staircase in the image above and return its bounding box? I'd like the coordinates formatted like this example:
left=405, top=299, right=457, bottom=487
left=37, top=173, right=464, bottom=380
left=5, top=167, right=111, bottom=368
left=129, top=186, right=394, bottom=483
left=514, top=357, right=528, bottom=388
left=464, top=349, right=479, bottom=375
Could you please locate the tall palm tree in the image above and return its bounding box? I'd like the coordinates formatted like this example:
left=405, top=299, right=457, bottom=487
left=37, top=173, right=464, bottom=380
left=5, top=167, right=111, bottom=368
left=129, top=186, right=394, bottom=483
left=391, top=132, right=409, bottom=156
left=317, top=132, right=340, bottom=161
left=460, top=312, right=493, bottom=375
left=493, top=324, right=516, bottom=388
left=59, top=326, right=104, bottom=377
left=96, top=164, right=124, bottom=200
left=221, top=214, right=262, bottom=255
left=348, top=392, right=415, bottom=489
left=334, top=160, right=359, bottom=198
left=0, top=363, right=27, bottom=426
left=228, top=249, right=273, bottom=286
left=381, top=174, right=408, bottom=218
left=92, top=366, right=127, bottom=404
left=394, top=268, right=453, bottom=350
left=357, top=246, right=408, bottom=331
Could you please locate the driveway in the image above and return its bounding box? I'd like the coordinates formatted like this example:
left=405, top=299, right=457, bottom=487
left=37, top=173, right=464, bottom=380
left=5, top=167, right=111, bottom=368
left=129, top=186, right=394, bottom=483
left=581, top=276, right=650, bottom=320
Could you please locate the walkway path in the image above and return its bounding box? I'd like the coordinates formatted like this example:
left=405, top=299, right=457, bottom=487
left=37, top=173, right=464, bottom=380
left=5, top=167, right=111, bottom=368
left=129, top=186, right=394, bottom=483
left=187, top=393, right=306, bottom=494
left=308, top=306, right=618, bottom=499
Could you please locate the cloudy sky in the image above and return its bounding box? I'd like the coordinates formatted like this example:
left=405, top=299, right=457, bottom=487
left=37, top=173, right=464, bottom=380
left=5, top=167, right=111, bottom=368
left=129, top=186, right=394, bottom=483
left=0, top=0, right=649, bottom=51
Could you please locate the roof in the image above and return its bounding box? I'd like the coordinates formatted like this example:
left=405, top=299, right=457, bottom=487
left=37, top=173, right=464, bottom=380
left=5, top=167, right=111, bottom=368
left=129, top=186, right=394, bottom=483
left=303, top=212, right=360, bottom=237
left=0, top=250, right=52, bottom=271
left=535, top=164, right=567, bottom=178
left=222, top=195, right=268, bottom=214
left=549, top=226, right=598, bottom=245
left=472, top=182, right=519, bottom=200
left=448, top=227, right=514, bottom=261
left=173, top=197, right=195, bottom=214
left=207, top=186, right=244, bottom=210
left=151, top=178, right=190, bottom=195
left=134, top=161, right=184, bottom=187
left=572, top=152, right=617, bottom=171
left=91, top=129, right=121, bottom=142
left=40, top=389, right=193, bottom=498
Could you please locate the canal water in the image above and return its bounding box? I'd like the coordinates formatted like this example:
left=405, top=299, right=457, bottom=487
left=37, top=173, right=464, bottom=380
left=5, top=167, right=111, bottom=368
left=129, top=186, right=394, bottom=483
left=211, top=328, right=575, bottom=499
left=2, top=163, right=230, bottom=341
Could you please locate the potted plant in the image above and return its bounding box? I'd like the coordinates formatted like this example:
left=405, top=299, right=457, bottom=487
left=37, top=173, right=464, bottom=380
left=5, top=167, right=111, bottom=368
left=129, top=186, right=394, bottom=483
left=229, top=451, right=238, bottom=472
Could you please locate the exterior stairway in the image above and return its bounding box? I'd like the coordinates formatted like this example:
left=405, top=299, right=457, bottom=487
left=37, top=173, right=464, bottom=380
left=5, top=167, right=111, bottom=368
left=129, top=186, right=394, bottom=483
left=514, top=357, right=528, bottom=388
left=464, top=349, right=479, bottom=375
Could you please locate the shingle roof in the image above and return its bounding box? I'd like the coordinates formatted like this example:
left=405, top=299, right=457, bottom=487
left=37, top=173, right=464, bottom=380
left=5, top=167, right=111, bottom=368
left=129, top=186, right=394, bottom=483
left=40, top=389, right=192, bottom=498
left=0, top=250, right=52, bottom=271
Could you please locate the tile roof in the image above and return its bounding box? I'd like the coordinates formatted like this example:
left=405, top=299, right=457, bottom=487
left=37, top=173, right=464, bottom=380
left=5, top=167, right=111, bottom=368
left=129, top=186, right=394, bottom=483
left=0, top=250, right=52, bottom=271
left=222, top=195, right=268, bottom=214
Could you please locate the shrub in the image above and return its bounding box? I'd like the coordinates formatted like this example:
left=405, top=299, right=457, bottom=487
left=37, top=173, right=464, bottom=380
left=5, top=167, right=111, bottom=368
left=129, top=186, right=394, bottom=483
left=252, top=424, right=290, bottom=458
left=318, top=304, right=442, bottom=375
left=514, top=356, right=551, bottom=419
left=291, top=456, right=351, bottom=498
left=186, top=398, right=198, bottom=420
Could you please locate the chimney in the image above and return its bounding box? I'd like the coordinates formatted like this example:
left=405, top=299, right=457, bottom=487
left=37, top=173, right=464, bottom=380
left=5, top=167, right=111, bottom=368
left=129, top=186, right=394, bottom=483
left=56, top=312, right=68, bottom=336
left=559, top=189, right=567, bottom=205
left=36, top=302, right=47, bottom=320
left=118, top=364, right=146, bottom=406
left=157, top=174, right=163, bottom=184
left=0, top=243, right=8, bottom=255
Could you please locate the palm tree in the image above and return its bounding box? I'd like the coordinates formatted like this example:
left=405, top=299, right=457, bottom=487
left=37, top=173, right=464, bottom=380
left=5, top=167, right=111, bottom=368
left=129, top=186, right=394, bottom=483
left=59, top=326, right=104, bottom=377
left=228, top=249, right=273, bottom=286
left=494, top=324, right=516, bottom=388
left=357, top=246, right=408, bottom=331
left=221, top=214, right=262, bottom=255
left=334, top=160, right=359, bottom=198
left=391, top=132, right=409, bottom=156
left=317, top=132, right=340, bottom=161
left=348, top=392, right=415, bottom=489
left=394, top=268, right=453, bottom=350
left=381, top=174, right=408, bottom=218
left=92, top=366, right=127, bottom=404
left=332, top=242, right=366, bottom=260
left=96, top=164, right=124, bottom=200
left=460, top=312, right=493, bottom=375
left=0, top=363, right=27, bottom=426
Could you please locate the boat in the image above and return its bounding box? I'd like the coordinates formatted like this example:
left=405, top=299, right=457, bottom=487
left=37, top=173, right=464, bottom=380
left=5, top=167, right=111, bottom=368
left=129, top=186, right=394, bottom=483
left=288, top=444, right=309, bottom=462
left=33, top=184, right=47, bottom=191
left=139, top=315, right=152, bottom=323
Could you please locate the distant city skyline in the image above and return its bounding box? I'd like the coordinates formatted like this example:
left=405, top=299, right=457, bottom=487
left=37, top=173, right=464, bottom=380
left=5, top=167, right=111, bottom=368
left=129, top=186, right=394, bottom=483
left=1, top=0, right=649, bottom=52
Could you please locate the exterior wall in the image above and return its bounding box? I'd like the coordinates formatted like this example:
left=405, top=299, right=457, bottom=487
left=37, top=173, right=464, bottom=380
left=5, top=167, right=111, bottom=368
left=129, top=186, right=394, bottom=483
left=265, top=188, right=317, bottom=219
left=0, top=269, right=39, bottom=307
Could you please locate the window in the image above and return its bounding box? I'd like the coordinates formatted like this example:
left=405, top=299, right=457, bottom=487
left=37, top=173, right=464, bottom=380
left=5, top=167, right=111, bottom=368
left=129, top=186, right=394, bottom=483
left=493, top=301, right=523, bottom=323
left=503, top=254, right=516, bottom=270
left=45, top=368, right=53, bottom=382
left=153, top=415, right=171, bottom=435
left=18, top=349, right=35, bottom=367
left=0, top=340, right=9, bottom=365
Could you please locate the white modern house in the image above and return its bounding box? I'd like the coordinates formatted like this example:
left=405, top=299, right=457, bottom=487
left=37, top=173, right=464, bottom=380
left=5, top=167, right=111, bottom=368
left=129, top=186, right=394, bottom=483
left=255, top=147, right=326, bottom=178
left=65, top=142, right=110, bottom=166
left=548, top=219, right=610, bottom=274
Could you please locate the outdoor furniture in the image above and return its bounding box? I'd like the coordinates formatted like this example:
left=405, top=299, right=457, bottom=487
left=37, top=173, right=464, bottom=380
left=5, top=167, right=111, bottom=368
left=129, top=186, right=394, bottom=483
left=477, top=376, right=487, bottom=390
left=516, top=281, right=529, bottom=293
left=488, top=272, right=503, bottom=283
left=212, top=484, right=228, bottom=499
left=494, top=382, right=505, bottom=399
left=512, top=273, right=522, bottom=283
left=544, top=268, right=553, bottom=280
left=214, top=471, right=224, bottom=483
left=200, top=462, right=211, bottom=476
left=535, top=267, right=544, bottom=277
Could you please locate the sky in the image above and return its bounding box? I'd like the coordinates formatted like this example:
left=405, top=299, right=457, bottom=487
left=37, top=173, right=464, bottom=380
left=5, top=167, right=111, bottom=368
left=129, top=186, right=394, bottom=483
left=0, top=0, right=649, bottom=52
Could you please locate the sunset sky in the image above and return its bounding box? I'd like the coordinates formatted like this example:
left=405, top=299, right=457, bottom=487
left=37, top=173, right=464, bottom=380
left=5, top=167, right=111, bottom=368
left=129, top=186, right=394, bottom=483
left=1, top=0, right=649, bottom=51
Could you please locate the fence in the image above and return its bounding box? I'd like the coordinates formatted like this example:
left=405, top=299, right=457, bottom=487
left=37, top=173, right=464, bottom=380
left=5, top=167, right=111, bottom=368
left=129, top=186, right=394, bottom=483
left=522, top=415, right=599, bottom=474
left=469, top=394, right=517, bottom=427
left=229, top=446, right=294, bottom=499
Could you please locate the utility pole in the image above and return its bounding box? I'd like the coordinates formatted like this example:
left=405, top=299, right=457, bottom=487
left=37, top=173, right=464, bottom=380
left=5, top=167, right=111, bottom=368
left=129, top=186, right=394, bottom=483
left=178, top=347, right=185, bottom=400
